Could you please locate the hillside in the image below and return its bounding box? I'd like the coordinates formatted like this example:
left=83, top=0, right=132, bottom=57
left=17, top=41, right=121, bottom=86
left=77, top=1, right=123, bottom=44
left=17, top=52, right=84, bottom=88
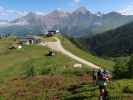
left=82, top=22, right=133, bottom=57
left=0, top=36, right=133, bottom=99
left=0, top=35, right=115, bottom=80
left=0, top=37, right=79, bottom=80
left=56, top=35, right=114, bottom=69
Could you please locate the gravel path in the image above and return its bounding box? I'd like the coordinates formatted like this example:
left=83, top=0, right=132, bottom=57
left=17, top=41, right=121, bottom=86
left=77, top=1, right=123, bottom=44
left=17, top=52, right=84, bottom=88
left=43, top=37, right=100, bottom=69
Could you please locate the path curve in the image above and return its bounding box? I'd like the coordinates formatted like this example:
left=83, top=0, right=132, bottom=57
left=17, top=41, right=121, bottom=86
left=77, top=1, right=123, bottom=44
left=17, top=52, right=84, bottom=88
left=43, top=37, right=100, bottom=69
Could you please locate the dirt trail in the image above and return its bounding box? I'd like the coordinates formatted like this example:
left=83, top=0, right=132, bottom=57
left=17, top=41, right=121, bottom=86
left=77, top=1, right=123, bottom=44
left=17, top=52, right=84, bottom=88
left=43, top=37, right=100, bottom=69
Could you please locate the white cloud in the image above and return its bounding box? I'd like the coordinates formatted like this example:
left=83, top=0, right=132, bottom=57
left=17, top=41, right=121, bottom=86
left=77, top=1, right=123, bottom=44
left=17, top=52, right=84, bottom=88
left=118, top=4, right=133, bottom=15
left=0, top=6, right=48, bottom=20
left=0, top=6, right=28, bottom=20
left=57, top=8, right=61, bottom=11
left=74, top=0, right=80, bottom=4
left=35, top=11, right=46, bottom=15
left=70, top=0, right=82, bottom=9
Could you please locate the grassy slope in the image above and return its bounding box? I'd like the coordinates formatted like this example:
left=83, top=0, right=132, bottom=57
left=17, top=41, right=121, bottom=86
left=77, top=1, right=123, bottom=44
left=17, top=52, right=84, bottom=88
left=56, top=35, right=115, bottom=70
left=1, top=35, right=107, bottom=80
left=0, top=37, right=78, bottom=80
left=0, top=36, right=132, bottom=100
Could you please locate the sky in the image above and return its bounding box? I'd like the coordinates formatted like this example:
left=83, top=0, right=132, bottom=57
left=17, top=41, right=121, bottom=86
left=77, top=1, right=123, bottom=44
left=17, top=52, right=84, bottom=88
left=0, top=0, right=133, bottom=20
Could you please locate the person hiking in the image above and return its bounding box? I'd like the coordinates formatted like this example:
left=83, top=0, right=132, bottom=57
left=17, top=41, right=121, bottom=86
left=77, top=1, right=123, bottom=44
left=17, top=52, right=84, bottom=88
left=96, top=69, right=109, bottom=100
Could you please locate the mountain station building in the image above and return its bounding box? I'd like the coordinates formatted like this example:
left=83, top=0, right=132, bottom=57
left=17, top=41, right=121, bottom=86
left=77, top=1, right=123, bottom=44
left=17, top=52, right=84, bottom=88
left=20, top=35, right=41, bottom=45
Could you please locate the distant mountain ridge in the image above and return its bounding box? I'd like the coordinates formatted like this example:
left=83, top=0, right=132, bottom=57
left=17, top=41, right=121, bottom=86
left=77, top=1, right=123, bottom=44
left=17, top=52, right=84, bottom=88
left=0, top=7, right=133, bottom=36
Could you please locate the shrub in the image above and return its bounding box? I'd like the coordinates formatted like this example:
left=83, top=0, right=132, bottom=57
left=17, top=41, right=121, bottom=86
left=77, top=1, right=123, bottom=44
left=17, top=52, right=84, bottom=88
left=123, top=86, right=133, bottom=93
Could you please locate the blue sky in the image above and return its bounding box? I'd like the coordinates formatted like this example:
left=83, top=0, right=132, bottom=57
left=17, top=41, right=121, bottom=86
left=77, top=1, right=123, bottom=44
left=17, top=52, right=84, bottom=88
left=0, top=0, right=133, bottom=20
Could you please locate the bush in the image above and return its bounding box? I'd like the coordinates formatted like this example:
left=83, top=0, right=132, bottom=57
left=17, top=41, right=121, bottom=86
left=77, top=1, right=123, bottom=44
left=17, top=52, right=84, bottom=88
left=123, top=86, right=133, bottom=93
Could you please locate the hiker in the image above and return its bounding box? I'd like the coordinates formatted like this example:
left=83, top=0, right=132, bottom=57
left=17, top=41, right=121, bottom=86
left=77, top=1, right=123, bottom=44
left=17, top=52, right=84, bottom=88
left=96, top=69, right=109, bottom=100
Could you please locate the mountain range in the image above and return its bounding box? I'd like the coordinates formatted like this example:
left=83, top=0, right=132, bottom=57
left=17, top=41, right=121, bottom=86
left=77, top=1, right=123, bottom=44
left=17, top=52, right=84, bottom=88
left=0, top=6, right=133, bottom=37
